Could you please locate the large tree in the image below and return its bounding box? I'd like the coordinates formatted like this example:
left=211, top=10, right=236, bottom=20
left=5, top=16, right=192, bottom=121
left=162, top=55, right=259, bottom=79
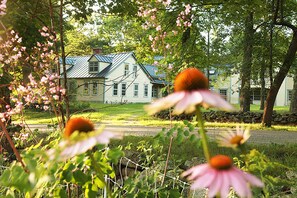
left=262, top=0, right=297, bottom=127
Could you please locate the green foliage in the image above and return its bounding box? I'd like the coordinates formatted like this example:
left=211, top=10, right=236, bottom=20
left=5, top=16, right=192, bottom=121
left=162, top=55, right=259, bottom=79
left=0, top=129, right=124, bottom=197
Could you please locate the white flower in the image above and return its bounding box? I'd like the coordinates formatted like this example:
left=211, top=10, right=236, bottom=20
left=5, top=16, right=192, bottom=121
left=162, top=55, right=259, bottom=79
left=217, top=126, right=251, bottom=148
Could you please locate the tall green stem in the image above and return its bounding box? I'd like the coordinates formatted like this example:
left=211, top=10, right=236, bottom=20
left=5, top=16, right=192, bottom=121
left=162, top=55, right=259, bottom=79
left=196, top=107, right=211, bottom=162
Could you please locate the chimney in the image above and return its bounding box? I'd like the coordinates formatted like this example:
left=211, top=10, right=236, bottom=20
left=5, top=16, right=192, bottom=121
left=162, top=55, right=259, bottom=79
left=93, top=48, right=103, bottom=54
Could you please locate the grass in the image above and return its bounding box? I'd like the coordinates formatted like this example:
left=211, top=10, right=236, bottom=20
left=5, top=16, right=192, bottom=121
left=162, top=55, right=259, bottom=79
left=14, top=102, right=297, bottom=131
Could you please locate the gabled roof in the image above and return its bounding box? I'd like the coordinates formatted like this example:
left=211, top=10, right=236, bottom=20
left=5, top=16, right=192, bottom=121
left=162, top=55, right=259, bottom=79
left=61, top=52, right=167, bottom=84
left=63, top=52, right=136, bottom=79
left=89, top=54, right=113, bottom=63
left=62, top=56, right=110, bottom=78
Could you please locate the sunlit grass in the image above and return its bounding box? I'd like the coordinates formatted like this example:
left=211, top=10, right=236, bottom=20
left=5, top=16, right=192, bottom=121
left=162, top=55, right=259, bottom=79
left=15, top=102, right=297, bottom=131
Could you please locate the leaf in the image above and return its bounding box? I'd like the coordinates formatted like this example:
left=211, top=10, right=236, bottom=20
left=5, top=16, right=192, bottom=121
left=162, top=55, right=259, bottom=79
left=107, top=148, right=124, bottom=164
left=169, top=189, right=181, bottom=198
left=72, top=170, right=88, bottom=185
left=94, top=176, right=105, bottom=188
left=85, top=183, right=98, bottom=198
left=166, top=128, right=175, bottom=137
left=53, top=188, right=67, bottom=198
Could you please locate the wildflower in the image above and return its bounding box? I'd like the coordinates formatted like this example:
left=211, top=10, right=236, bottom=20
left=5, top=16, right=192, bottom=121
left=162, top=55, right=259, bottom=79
left=217, top=126, right=251, bottom=149
left=48, top=117, right=120, bottom=160
left=182, top=155, right=264, bottom=198
left=145, top=68, right=234, bottom=115
left=64, top=117, right=95, bottom=138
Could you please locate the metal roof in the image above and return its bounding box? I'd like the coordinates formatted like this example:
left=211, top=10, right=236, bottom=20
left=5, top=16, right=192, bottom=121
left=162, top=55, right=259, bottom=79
left=92, top=54, right=113, bottom=63
left=63, top=56, right=110, bottom=79
left=62, top=52, right=167, bottom=84
left=143, top=64, right=167, bottom=85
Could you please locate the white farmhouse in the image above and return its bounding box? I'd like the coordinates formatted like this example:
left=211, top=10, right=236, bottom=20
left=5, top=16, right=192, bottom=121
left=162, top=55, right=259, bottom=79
left=62, top=52, right=167, bottom=103
left=211, top=72, right=293, bottom=106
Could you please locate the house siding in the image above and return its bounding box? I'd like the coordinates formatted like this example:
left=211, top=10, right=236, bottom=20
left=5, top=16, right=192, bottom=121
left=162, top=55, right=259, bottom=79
left=104, top=55, right=152, bottom=103
left=213, top=73, right=294, bottom=107
left=75, top=78, right=105, bottom=102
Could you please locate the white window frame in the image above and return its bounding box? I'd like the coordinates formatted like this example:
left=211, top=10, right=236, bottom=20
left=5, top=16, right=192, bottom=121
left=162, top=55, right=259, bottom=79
left=152, top=86, right=158, bottom=98
left=144, top=84, right=148, bottom=97
left=89, top=61, right=99, bottom=73
left=122, top=83, right=126, bottom=96
left=134, top=84, right=139, bottom=97
left=219, top=89, right=228, bottom=101
left=133, top=65, right=137, bottom=78
left=83, top=81, right=89, bottom=96
left=287, top=89, right=292, bottom=103
left=124, top=64, right=129, bottom=76
left=92, top=81, right=98, bottom=95
left=113, top=83, right=118, bottom=96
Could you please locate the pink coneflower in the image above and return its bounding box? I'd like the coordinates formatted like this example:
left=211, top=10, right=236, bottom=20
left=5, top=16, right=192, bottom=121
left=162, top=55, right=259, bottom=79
left=217, top=126, right=251, bottom=149
left=64, top=117, right=95, bottom=138
left=145, top=68, right=234, bottom=115
left=182, top=155, right=264, bottom=198
left=48, top=117, right=120, bottom=160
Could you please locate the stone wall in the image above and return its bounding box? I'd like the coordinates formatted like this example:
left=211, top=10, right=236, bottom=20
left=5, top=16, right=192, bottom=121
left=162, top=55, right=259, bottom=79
left=154, top=110, right=297, bottom=125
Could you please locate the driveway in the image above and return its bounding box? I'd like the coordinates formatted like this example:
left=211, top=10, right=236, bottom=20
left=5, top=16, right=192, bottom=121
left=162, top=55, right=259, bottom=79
left=26, top=124, right=297, bottom=144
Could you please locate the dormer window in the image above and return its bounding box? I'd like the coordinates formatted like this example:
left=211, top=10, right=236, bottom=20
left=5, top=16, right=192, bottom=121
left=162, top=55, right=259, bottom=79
left=89, top=61, right=99, bottom=73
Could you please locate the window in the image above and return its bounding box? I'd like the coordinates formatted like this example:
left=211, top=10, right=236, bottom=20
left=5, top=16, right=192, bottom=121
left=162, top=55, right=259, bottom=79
left=250, top=88, right=261, bottom=101
left=122, top=83, right=126, bottom=96
left=113, top=83, right=118, bottom=96
left=144, top=84, right=148, bottom=97
left=133, top=65, right=137, bottom=78
left=152, top=86, right=158, bottom=98
left=89, top=61, right=99, bottom=73
left=219, top=89, right=227, bottom=100
left=288, top=90, right=292, bottom=103
left=134, top=84, right=139, bottom=97
left=92, top=81, right=98, bottom=95
left=83, top=81, right=89, bottom=95
left=124, top=64, right=129, bottom=76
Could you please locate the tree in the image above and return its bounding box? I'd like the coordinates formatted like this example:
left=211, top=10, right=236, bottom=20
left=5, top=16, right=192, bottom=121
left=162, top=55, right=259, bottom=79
left=262, top=0, right=297, bottom=127
left=290, top=62, right=297, bottom=113
left=240, top=12, right=254, bottom=112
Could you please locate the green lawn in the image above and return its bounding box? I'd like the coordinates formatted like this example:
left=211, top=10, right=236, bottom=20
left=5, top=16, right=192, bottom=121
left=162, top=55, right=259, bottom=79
left=14, top=102, right=297, bottom=131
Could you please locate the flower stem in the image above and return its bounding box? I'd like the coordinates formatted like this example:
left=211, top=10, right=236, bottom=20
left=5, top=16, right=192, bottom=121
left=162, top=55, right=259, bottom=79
left=196, top=107, right=211, bottom=162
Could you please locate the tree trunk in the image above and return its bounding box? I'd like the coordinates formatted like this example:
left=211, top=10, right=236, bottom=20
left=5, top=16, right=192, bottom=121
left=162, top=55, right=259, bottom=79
left=262, top=30, right=297, bottom=126
left=59, top=0, right=70, bottom=122
left=269, top=22, right=274, bottom=87
left=240, top=12, right=254, bottom=112
left=49, top=0, right=65, bottom=129
left=290, top=66, right=297, bottom=113
left=260, top=58, right=266, bottom=110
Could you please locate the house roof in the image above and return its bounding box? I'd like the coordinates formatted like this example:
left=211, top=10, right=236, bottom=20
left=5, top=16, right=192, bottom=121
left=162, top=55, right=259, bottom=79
left=143, top=64, right=168, bottom=85
left=61, top=52, right=167, bottom=84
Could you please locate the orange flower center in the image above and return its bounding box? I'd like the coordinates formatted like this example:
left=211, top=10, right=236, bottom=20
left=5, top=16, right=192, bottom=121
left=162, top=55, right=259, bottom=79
left=64, top=117, right=95, bottom=138
left=174, top=68, right=209, bottom=92
left=230, top=135, right=244, bottom=145
left=210, top=155, right=233, bottom=170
